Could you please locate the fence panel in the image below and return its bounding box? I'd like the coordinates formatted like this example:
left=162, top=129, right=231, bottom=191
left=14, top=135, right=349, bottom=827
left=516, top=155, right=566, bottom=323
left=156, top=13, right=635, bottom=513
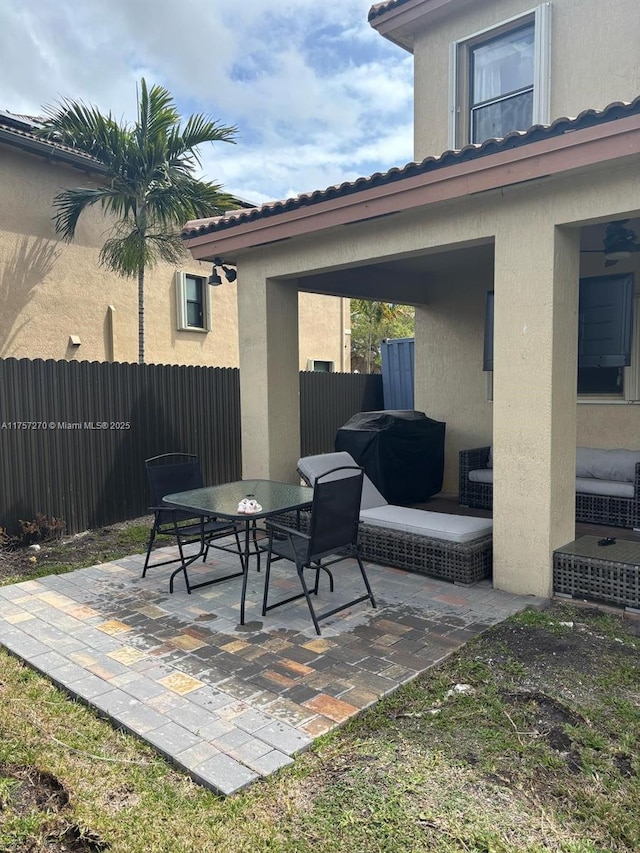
left=0, top=359, right=241, bottom=534
left=0, top=360, right=383, bottom=534
left=300, top=371, right=383, bottom=457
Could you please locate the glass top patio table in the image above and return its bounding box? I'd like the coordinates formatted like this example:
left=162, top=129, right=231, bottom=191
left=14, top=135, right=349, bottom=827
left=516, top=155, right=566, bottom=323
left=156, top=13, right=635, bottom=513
left=163, top=480, right=313, bottom=625
left=163, top=479, right=313, bottom=521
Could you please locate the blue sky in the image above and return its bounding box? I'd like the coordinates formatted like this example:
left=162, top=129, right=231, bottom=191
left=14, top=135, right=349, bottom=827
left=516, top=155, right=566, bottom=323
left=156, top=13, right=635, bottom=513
left=0, top=0, right=414, bottom=205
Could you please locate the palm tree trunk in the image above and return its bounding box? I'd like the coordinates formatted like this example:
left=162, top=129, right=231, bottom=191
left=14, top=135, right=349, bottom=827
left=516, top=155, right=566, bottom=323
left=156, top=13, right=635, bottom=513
left=138, top=266, right=145, bottom=364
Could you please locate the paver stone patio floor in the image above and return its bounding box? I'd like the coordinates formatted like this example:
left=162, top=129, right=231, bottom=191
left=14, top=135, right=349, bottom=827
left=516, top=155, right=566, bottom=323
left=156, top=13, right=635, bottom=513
left=0, top=539, right=543, bottom=795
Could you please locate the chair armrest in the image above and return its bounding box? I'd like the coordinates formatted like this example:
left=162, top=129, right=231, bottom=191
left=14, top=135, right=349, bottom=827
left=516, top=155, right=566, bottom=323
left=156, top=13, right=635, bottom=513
left=459, top=446, right=491, bottom=473
left=459, top=446, right=491, bottom=506
left=266, top=520, right=311, bottom=541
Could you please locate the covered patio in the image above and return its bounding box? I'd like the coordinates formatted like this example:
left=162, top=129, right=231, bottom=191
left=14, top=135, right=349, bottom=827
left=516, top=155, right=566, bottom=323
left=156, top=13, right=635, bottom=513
left=0, top=538, right=540, bottom=796
left=184, top=99, right=640, bottom=601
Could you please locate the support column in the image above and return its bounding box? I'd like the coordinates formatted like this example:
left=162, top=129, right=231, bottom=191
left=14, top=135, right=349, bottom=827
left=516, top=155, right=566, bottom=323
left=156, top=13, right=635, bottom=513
left=492, top=219, right=580, bottom=597
left=237, top=266, right=299, bottom=482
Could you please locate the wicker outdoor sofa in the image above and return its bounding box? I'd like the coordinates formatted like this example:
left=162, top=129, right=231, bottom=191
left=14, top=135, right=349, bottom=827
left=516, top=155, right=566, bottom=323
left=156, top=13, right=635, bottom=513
left=459, top=445, right=640, bottom=529
left=277, top=452, right=494, bottom=585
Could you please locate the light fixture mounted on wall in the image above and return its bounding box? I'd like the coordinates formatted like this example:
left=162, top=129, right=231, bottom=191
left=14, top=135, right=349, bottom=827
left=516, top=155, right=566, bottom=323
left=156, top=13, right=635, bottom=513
left=208, top=257, right=237, bottom=286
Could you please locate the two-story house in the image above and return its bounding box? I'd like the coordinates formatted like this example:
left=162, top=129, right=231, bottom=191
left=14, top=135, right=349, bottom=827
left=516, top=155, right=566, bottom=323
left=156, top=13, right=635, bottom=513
left=0, top=111, right=350, bottom=370
left=181, top=0, right=640, bottom=599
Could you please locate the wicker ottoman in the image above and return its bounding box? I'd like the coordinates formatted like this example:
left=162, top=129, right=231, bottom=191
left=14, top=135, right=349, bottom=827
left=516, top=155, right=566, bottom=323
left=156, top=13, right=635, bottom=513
left=553, top=536, right=640, bottom=611
left=271, top=510, right=493, bottom=586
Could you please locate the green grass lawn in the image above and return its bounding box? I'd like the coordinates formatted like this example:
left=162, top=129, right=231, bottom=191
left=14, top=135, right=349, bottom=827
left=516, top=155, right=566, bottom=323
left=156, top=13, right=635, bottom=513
left=1, top=602, right=638, bottom=853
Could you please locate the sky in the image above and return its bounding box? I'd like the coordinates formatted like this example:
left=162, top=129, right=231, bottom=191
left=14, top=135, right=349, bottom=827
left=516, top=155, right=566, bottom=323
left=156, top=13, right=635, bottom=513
left=0, top=0, right=414, bottom=206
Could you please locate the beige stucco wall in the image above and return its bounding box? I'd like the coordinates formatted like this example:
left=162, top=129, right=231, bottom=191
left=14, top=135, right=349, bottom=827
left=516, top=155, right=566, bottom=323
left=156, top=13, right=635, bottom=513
left=233, top=153, right=639, bottom=595
left=414, top=269, right=493, bottom=492
left=0, top=145, right=348, bottom=369
left=413, top=0, right=640, bottom=158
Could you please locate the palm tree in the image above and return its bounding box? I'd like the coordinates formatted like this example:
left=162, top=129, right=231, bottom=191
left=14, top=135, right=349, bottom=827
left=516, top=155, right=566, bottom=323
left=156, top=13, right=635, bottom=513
left=38, top=79, right=238, bottom=363
left=351, top=300, right=414, bottom=373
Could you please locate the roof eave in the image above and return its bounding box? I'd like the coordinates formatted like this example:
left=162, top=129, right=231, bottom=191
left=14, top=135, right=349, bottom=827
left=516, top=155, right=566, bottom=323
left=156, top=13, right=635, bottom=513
left=369, top=0, right=475, bottom=51
left=0, top=127, right=107, bottom=174
left=183, top=113, right=640, bottom=262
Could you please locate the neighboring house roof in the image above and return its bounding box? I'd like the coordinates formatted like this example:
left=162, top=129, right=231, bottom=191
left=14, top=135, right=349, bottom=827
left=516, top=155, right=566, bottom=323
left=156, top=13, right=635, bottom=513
left=368, top=0, right=413, bottom=20
left=0, top=110, right=251, bottom=212
left=0, top=110, right=106, bottom=173
left=183, top=97, right=640, bottom=242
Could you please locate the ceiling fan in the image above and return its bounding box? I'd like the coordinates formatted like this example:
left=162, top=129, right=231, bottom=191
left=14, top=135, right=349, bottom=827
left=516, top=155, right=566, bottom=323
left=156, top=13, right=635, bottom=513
left=582, top=220, right=640, bottom=267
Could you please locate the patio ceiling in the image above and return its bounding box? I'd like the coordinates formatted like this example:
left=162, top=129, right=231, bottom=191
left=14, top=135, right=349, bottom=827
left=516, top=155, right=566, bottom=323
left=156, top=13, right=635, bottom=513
left=284, top=215, right=640, bottom=305
left=295, top=240, right=495, bottom=304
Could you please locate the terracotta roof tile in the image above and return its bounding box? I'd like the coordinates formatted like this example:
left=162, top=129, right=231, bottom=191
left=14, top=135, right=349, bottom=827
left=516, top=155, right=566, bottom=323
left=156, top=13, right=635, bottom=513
left=182, top=97, right=640, bottom=239
left=0, top=111, right=102, bottom=168
left=368, top=0, right=413, bottom=21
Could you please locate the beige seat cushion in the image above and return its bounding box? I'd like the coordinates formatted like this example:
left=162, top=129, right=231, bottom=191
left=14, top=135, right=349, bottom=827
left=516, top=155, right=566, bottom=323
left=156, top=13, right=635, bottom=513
left=469, top=469, right=494, bottom=484
left=297, top=451, right=387, bottom=509
left=360, top=506, right=492, bottom=544
left=575, top=477, right=635, bottom=499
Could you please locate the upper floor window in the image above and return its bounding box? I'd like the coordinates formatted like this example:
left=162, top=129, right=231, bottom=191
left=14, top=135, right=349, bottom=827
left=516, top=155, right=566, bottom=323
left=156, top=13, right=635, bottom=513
left=470, top=23, right=534, bottom=144
left=175, top=271, right=211, bottom=332
left=449, top=4, right=551, bottom=149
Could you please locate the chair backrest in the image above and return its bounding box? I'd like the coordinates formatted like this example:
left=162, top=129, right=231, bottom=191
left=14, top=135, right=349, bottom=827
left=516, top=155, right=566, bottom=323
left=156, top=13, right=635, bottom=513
left=297, top=452, right=387, bottom=510
left=307, top=466, right=364, bottom=561
left=145, top=453, right=204, bottom=519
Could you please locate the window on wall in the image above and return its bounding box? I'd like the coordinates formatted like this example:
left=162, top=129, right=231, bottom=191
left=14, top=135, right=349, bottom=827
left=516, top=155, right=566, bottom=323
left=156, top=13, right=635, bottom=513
left=470, top=24, right=534, bottom=144
left=483, top=274, right=638, bottom=399
left=449, top=4, right=551, bottom=148
left=176, top=272, right=211, bottom=332
left=307, top=359, right=334, bottom=372
left=577, top=274, right=635, bottom=396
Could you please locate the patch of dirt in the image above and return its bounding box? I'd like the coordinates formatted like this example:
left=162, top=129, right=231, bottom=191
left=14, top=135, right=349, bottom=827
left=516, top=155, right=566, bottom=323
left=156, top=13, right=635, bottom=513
left=1, top=765, right=69, bottom=813
left=501, top=690, right=586, bottom=771
left=479, top=612, right=640, bottom=698
left=0, top=765, right=108, bottom=852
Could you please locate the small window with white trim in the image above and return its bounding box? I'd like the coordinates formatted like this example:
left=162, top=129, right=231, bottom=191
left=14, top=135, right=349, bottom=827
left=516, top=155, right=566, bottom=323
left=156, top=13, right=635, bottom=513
left=448, top=3, right=551, bottom=148
left=176, top=271, right=211, bottom=332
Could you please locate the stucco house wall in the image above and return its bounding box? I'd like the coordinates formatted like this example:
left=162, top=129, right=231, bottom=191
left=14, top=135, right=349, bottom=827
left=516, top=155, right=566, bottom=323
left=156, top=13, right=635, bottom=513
left=412, top=0, right=640, bottom=159
left=0, top=141, right=349, bottom=369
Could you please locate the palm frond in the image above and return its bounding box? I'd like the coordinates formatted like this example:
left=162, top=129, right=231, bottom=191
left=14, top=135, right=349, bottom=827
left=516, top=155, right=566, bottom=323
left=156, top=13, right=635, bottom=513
left=38, top=99, right=130, bottom=172
left=52, top=186, right=124, bottom=240
left=167, top=114, right=237, bottom=167
left=99, top=226, right=185, bottom=275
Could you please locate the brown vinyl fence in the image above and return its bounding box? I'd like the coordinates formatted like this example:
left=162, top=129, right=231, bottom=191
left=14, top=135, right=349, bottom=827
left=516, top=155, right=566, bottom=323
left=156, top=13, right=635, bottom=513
left=0, top=359, right=382, bottom=535
left=300, top=370, right=383, bottom=456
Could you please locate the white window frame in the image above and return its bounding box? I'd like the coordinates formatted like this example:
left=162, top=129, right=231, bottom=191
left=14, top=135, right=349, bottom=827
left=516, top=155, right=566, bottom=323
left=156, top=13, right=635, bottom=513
left=175, top=271, right=211, bottom=332
left=448, top=3, right=551, bottom=149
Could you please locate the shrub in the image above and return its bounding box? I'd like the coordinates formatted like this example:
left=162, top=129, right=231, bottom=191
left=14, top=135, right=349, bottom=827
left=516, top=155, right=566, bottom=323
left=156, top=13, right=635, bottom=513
left=0, top=514, right=66, bottom=550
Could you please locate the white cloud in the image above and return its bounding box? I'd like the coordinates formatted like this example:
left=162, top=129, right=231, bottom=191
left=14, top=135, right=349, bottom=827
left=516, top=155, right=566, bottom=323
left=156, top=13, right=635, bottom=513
left=0, top=0, right=414, bottom=201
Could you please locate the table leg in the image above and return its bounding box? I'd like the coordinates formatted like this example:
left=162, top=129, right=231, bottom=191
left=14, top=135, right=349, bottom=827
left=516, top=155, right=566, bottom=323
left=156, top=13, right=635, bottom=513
left=239, top=519, right=251, bottom=624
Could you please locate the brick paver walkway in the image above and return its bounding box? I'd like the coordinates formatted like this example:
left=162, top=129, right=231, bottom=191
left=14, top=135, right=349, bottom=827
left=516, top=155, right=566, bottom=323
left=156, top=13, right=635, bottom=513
left=0, top=541, right=542, bottom=795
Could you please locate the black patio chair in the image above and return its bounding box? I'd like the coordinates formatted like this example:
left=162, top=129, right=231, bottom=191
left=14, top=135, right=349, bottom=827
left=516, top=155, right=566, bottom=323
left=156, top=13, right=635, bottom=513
left=262, top=465, right=376, bottom=634
left=142, top=453, right=243, bottom=593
